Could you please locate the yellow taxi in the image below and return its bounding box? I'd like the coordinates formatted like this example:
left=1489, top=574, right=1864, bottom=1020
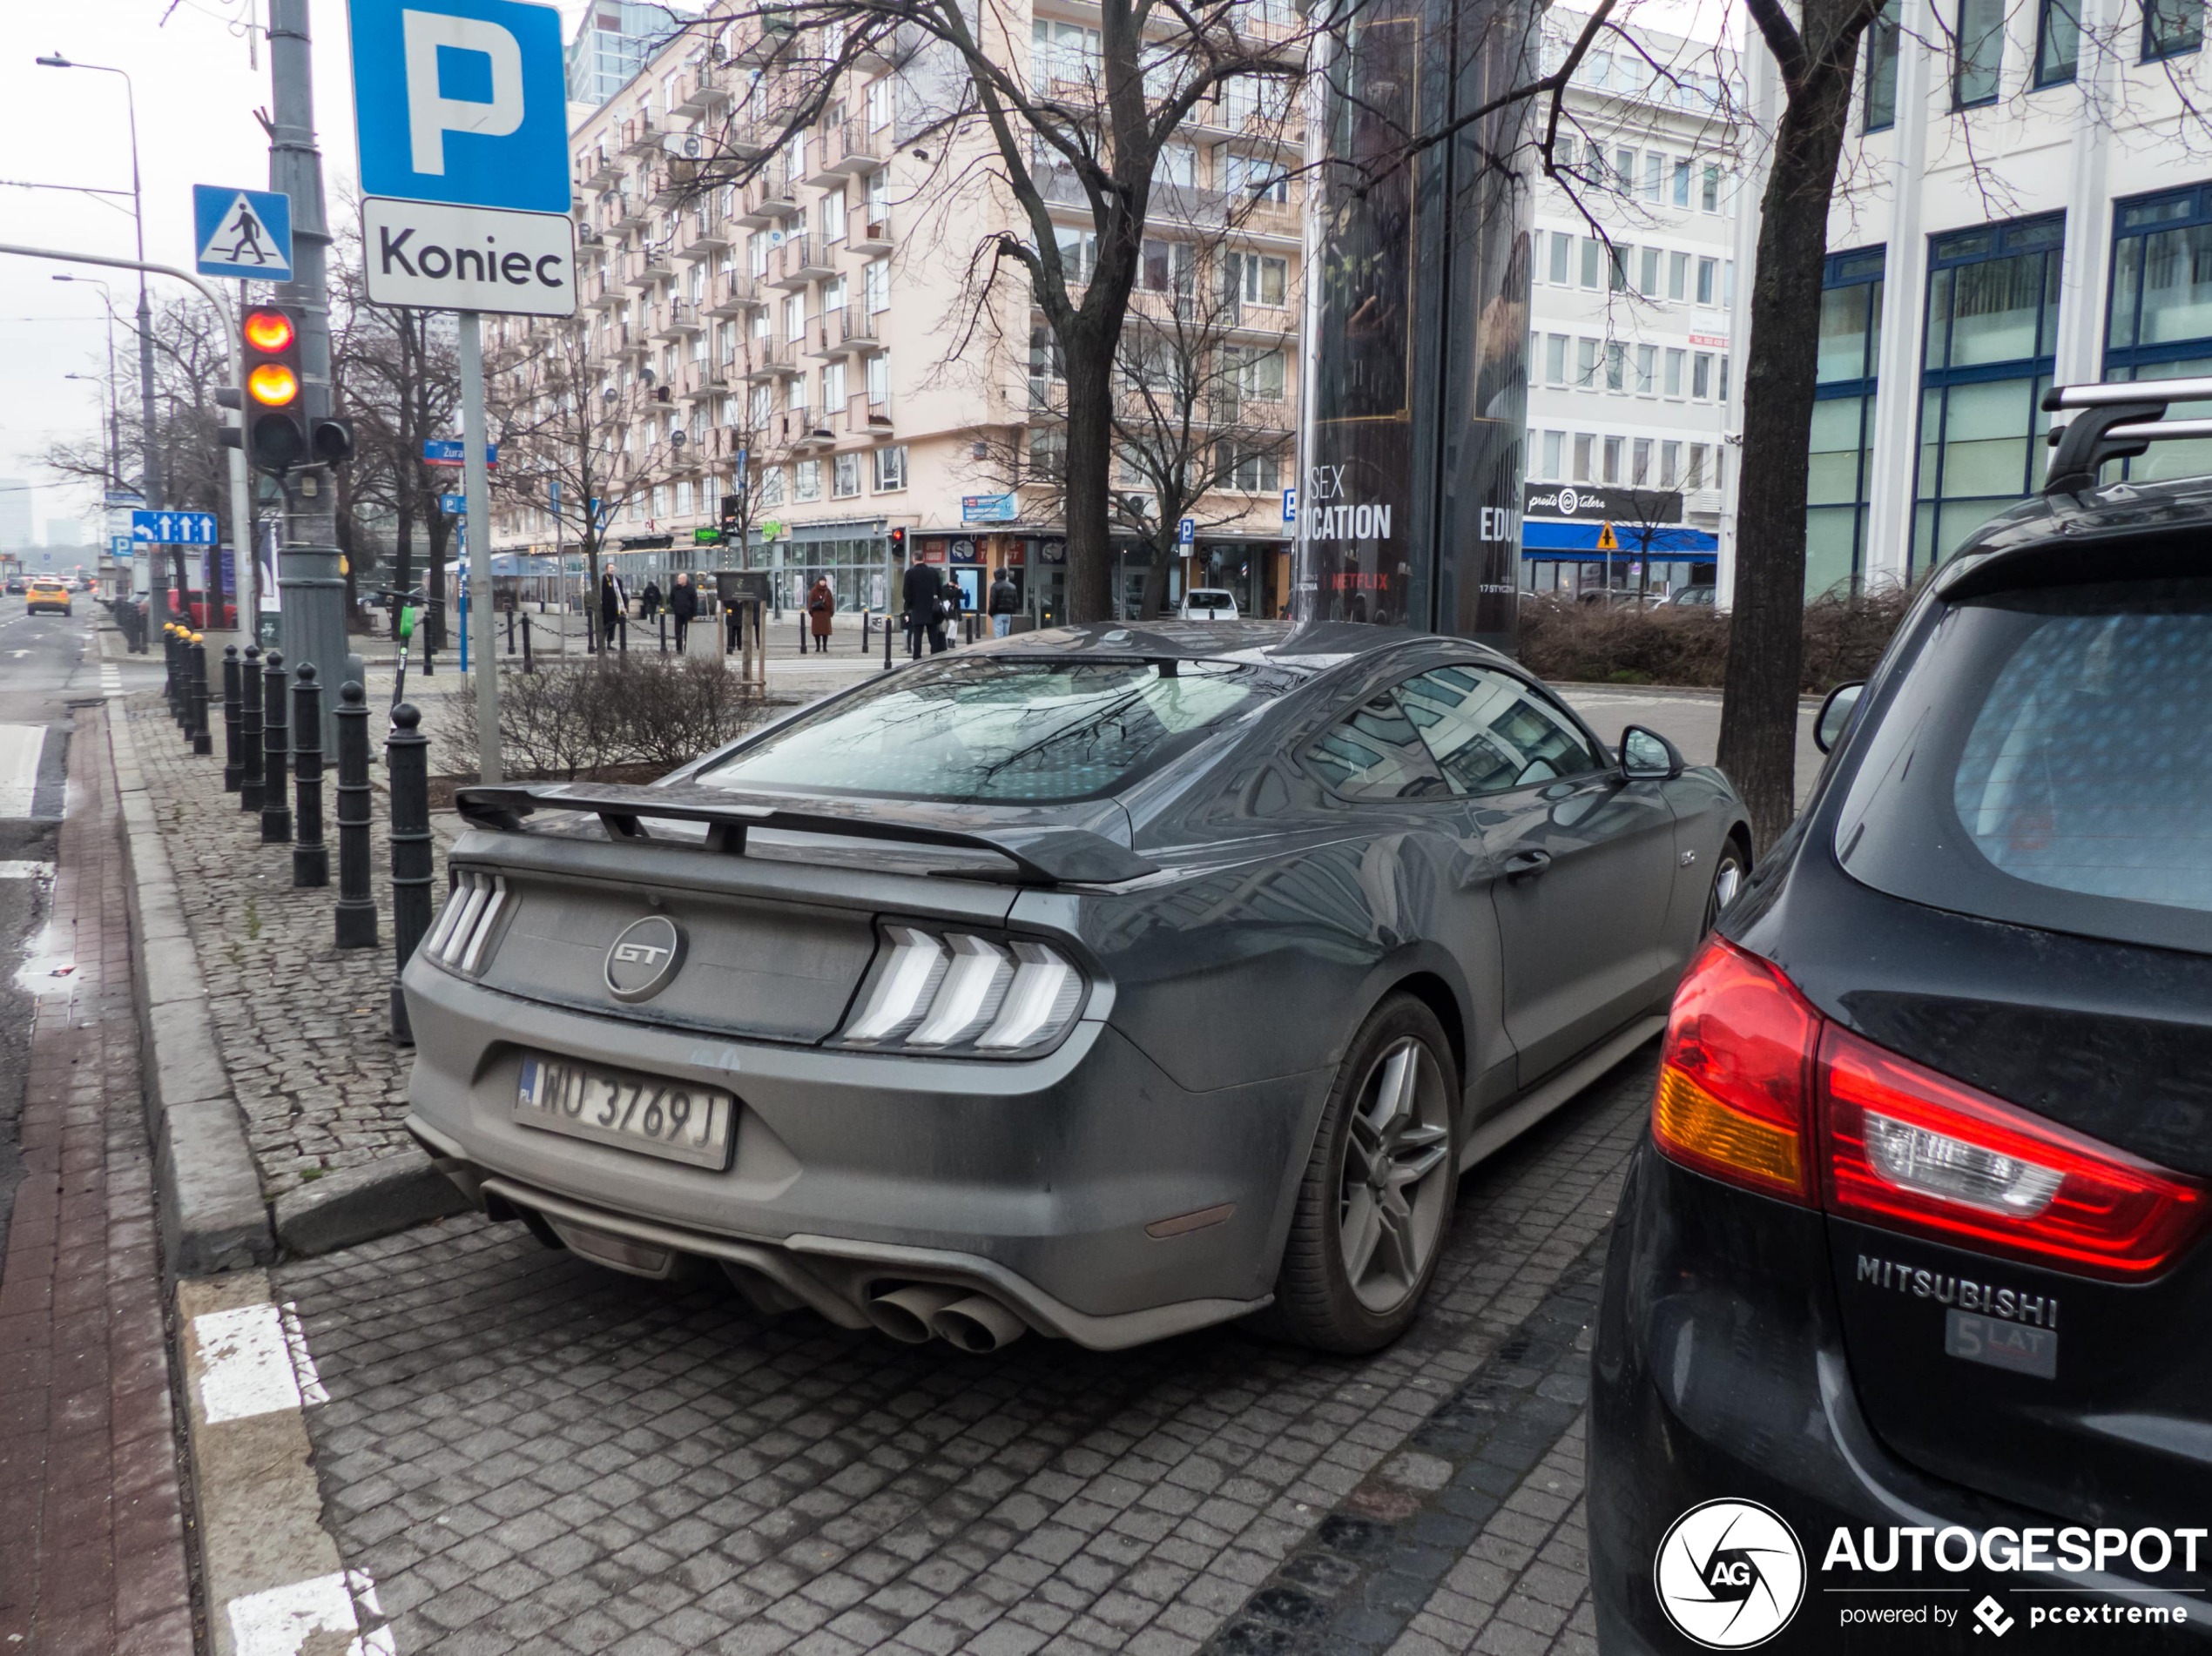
left=26, top=578, right=71, bottom=616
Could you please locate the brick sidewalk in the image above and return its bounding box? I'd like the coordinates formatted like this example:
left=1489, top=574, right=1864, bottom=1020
left=0, top=705, right=197, bottom=1654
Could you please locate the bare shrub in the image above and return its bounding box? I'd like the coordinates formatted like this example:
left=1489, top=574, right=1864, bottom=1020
left=448, top=656, right=772, bottom=780
left=1516, top=585, right=1913, bottom=694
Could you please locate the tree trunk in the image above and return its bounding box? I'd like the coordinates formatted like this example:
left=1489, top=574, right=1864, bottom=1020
left=1715, top=61, right=1860, bottom=852
left=1062, top=344, right=1116, bottom=623
left=1139, top=535, right=1175, bottom=617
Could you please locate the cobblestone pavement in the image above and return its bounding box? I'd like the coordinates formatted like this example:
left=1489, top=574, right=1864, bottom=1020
left=273, top=1050, right=1654, bottom=1656
left=0, top=706, right=196, bottom=1653
left=124, top=693, right=460, bottom=1198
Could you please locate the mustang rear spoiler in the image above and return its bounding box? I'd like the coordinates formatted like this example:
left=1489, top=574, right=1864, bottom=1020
left=452, top=780, right=1160, bottom=886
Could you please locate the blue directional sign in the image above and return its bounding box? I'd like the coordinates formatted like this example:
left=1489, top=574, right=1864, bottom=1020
left=1282, top=486, right=1297, bottom=523
left=423, top=438, right=498, bottom=467
left=348, top=0, right=570, bottom=213
left=441, top=493, right=468, bottom=515
left=192, top=185, right=294, bottom=281
left=130, top=510, right=219, bottom=547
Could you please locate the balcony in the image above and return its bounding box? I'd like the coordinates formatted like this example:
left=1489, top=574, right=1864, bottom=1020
left=773, top=235, right=836, bottom=286
left=613, top=324, right=649, bottom=361
left=865, top=397, right=894, bottom=432
left=816, top=308, right=883, bottom=356
left=626, top=244, right=675, bottom=286
left=655, top=298, right=705, bottom=339
left=707, top=270, right=764, bottom=314
left=619, top=111, right=660, bottom=154
left=604, top=192, right=648, bottom=232
left=850, top=213, right=894, bottom=255
left=719, top=119, right=772, bottom=161
left=824, top=119, right=888, bottom=176
left=582, top=145, right=622, bottom=187
left=729, top=17, right=799, bottom=66
left=585, top=271, right=626, bottom=311
left=738, top=165, right=799, bottom=226
left=671, top=61, right=732, bottom=118
left=651, top=168, right=691, bottom=207
left=677, top=208, right=732, bottom=260
left=742, top=337, right=801, bottom=380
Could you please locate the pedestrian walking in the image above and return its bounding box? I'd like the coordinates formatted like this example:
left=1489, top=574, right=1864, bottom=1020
left=598, top=568, right=626, bottom=650
left=640, top=578, right=663, bottom=621
left=671, top=571, right=698, bottom=652
left=988, top=569, right=1019, bottom=639
left=900, top=553, right=945, bottom=659
left=806, top=576, right=834, bottom=653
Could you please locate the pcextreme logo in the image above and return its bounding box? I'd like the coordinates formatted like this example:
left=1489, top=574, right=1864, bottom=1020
left=1655, top=1499, right=1808, bottom=1649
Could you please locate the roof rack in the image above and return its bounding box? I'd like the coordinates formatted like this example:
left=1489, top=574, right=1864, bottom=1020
left=2041, top=377, right=2212, bottom=495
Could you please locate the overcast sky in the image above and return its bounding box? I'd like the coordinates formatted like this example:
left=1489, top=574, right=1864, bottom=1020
left=1, top=0, right=1735, bottom=543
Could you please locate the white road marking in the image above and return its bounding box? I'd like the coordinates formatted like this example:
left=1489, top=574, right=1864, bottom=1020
left=225, top=1570, right=393, bottom=1656
left=0, top=861, right=54, bottom=881
left=192, top=1303, right=306, bottom=1424
left=0, top=725, right=45, bottom=818
left=279, top=1302, right=327, bottom=1406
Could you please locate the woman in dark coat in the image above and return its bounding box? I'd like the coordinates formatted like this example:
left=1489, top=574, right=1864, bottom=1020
left=806, top=576, right=834, bottom=652
left=598, top=569, right=624, bottom=649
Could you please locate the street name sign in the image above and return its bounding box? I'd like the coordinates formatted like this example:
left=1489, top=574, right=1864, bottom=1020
left=131, top=510, right=219, bottom=547
left=347, top=0, right=570, bottom=213
left=363, top=197, right=575, bottom=315
left=192, top=185, right=294, bottom=281
left=423, top=439, right=499, bottom=466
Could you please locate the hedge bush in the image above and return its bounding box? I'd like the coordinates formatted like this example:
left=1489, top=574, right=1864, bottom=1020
left=449, top=655, right=772, bottom=780
left=1516, top=582, right=1913, bottom=694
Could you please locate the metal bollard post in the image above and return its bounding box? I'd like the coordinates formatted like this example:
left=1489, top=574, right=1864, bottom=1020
left=190, top=634, right=212, bottom=755
left=239, top=647, right=265, bottom=811
left=619, top=615, right=628, bottom=654
left=164, top=626, right=181, bottom=721
left=506, top=606, right=516, bottom=655
left=292, top=663, right=328, bottom=888
left=334, top=681, right=378, bottom=950
left=884, top=609, right=896, bottom=670
left=388, top=702, right=432, bottom=1043
left=659, top=613, right=667, bottom=653
left=260, top=648, right=293, bottom=843
left=221, top=646, right=244, bottom=791
left=521, top=614, right=534, bottom=675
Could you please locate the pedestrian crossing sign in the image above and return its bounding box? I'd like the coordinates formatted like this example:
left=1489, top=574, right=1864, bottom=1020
left=192, top=185, right=294, bottom=282
left=1595, top=522, right=1619, bottom=552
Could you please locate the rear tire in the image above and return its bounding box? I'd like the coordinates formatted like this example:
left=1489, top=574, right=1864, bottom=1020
left=1703, top=838, right=1750, bottom=934
left=1262, top=994, right=1460, bottom=1354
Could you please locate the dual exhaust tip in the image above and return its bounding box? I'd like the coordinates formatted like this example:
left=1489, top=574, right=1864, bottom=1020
left=865, top=1282, right=1029, bottom=1352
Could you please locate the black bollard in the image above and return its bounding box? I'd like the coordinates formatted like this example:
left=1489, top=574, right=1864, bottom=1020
left=239, top=647, right=265, bottom=811
left=618, top=615, right=628, bottom=654
left=506, top=606, right=516, bottom=655
left=292, top=663, right=328, bottom=888
left=521, top=614, right=534, bottom=674
left=260, top=649, right=292, bottom=843
left=334, top=682, right=378, bottom=950
left=164, top=626, right=180, bottom=719
left=190, top=635, right=212, bottom=755
left=884, top=609, right=896, bottom=670
left=388, top=702, right=432, bottom=1043
left=221, top=646, right=243, bottom=791
left=659, top=613, right=667, bottom=653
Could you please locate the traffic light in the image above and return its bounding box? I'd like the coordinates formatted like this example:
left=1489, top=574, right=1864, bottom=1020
left=889, top=526, right=908, bottom=559
left=241, top=304, right=307, bottom=471
left=718, top=493, right=741, bottom=535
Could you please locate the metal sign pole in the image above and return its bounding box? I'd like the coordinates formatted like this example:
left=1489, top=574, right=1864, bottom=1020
left=458, top=311, right=501, bottom=784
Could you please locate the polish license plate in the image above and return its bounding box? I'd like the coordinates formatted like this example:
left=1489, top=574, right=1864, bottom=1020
left=513, top=1054, right=735, bottom=1170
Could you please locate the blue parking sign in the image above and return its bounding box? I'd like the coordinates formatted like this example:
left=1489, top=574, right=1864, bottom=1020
left=347, top=0, right=570, bottom=213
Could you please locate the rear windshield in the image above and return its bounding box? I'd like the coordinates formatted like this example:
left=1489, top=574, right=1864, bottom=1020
left=1835, top=579, right=2212, bottom=955
left=693, top=656, right=1286, bottom=803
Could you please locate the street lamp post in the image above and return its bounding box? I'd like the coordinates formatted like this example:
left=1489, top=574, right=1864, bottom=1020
left=37, top=53, right=164, bottom=616
left=56, top=274, right=124, bottom=594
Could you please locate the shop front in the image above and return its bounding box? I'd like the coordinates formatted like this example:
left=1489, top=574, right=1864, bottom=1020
left=1517, top=483, right=1717, bottom=598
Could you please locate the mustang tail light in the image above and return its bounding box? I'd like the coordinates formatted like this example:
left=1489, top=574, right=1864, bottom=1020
left=1651, top=938, right=2209, bottom=1281
left=423, top=868, right=509, bottom=976
left=839, top=926, right=1084, bottom=1055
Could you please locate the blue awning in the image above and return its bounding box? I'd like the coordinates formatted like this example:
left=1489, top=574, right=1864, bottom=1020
left=1521, top=520, right=1718, bottom=561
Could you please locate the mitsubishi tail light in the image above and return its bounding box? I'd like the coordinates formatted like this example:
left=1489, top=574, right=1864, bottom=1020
left=1651, top=938, right=2208, bottom=1280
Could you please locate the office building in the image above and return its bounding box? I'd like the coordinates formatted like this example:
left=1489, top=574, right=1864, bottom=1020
left=567, top=2, right=691, bottom=109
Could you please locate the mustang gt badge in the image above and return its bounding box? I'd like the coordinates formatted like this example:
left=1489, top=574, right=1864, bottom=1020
left=605, top=915, right=686, bottom=1003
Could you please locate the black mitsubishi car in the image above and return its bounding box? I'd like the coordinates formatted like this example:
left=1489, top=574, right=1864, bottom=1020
left=1591, top=380, right=2212, bottom=1650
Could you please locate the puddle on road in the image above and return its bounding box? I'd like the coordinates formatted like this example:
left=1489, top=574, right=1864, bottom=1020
left=14, top=912, right=74, bottom=993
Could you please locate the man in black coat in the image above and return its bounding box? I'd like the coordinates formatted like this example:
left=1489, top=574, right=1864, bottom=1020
left=900, top=554, right=945, bottom=659
left=670, top=571, right=698, bottom=652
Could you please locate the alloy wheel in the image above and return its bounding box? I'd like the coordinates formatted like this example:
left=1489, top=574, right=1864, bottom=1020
left=1337, top=1036, right=1453, bottom=1314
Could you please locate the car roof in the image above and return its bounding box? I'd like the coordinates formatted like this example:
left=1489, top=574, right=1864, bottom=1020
left=959, top=619, right=1505, bottom=676
left=1939, top=472, right=2212, bottom=597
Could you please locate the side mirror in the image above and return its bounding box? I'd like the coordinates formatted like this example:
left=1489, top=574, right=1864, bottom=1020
left=1620, top=724, right=1683, bottom=781
left=1814, top=681, right=1865, bottom=754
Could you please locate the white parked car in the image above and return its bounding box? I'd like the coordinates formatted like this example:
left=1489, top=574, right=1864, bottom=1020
left=1177, top=589, right=1239, bottom=620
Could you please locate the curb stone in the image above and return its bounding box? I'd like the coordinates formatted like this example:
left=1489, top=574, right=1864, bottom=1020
left=111, top=702, right=470, bottom=1268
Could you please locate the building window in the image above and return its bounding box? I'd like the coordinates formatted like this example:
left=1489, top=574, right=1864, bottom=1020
left=1573, top=433, right=1594, bottom=481
left=795, top=459, right=822, bottom=502
left=1602, top=435, right=1622, bottom=483
left=875, top=444, right=907, bottom=491
left=867, top=351, right=890, bottom=407
left=1696, top=257, right=1719, bottom=305
left=1581, top=238, right=1602, bottom=288
left=2102, top=184, right=2212, bottom=481
left=1955, top=0, right=2006, bottom=104
left=1692, top=353, right=1713, bottom=398
left=1865, top=5, right=1902, bottom=127
left=865, top=258, right=889, bottom=313
left=2033, top=0, right=2080, bottom=81
left=1808, top=248, right=1886, bottom=594
left=1631, top=438, right=1651, bottom=484
left=1915, top=214, right=2065, bottom=569
left=1669, top=251, right=1689, bottom=300
left=1701, top=165, right=1721, bottom=212
left=1141, top=239, right=1196, bottom=295
left=823, top=188, right=846, bottom=244
left=1542, top=429, right=1564, bottom=477
left=1661, top=441, right=1681, bottom=487
left=1608, top=244, right=1630, bottom=292
left=1640, top=246, right=1661, bottom=293
left=1665, top=347, right=1684, bottom=396
left=2142, top=0, right=2203, bottom=55
left=1605, top=341, right=1625, bottom=390
left=1548, top=232, right=1571, bottom=284
left=1546, top=333, right=1568, bottom=384
left=833, top=453, right=860, bottom=497
left=1225, top=251, right=1288, bottom=305
left=1635, top=344, right=1656, bottom=393
left=1672, top=158, right=1690, bottom=206
left=1577, top=337, right=1599, bottom=385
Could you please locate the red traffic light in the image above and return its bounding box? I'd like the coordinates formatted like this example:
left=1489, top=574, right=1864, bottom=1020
left=244, top=309, right=296, bottom=353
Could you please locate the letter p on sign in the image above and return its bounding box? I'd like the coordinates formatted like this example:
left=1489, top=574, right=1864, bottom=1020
left=403, top=11, right=525, bottom=176
left=347, top=0, right=569, bottom=213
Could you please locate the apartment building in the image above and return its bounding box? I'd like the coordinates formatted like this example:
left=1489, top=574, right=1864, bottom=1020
left=1804, top=0, right=2212, bottom=595
left=1522, top=15, right=1750, bottom=598
left=492, top=3, right=1305, bottom=621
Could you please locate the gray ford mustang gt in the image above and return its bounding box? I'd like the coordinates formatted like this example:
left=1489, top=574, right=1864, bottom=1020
left=403, top=621, right=1749, bottom=1354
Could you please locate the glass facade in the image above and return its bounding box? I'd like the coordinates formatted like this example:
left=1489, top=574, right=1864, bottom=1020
left=1299, top=0, right=1535, bottom=647
left=2034, top=0, right=2080, bottom=84
left=2103, top=184, right=2212, bottom=481
left=1912, top=214, right=2065, bottom=570
left=1808, top=248, right=1885, bottom=595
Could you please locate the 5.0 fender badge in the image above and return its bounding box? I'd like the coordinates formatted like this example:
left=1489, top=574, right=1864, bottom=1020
left=605, top=915, right=686, bottom=1003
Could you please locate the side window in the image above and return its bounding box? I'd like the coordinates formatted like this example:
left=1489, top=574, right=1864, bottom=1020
left=1305, top=694, right=1453, bottom=801
left=1395, top=666, right=1606, bottom=794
